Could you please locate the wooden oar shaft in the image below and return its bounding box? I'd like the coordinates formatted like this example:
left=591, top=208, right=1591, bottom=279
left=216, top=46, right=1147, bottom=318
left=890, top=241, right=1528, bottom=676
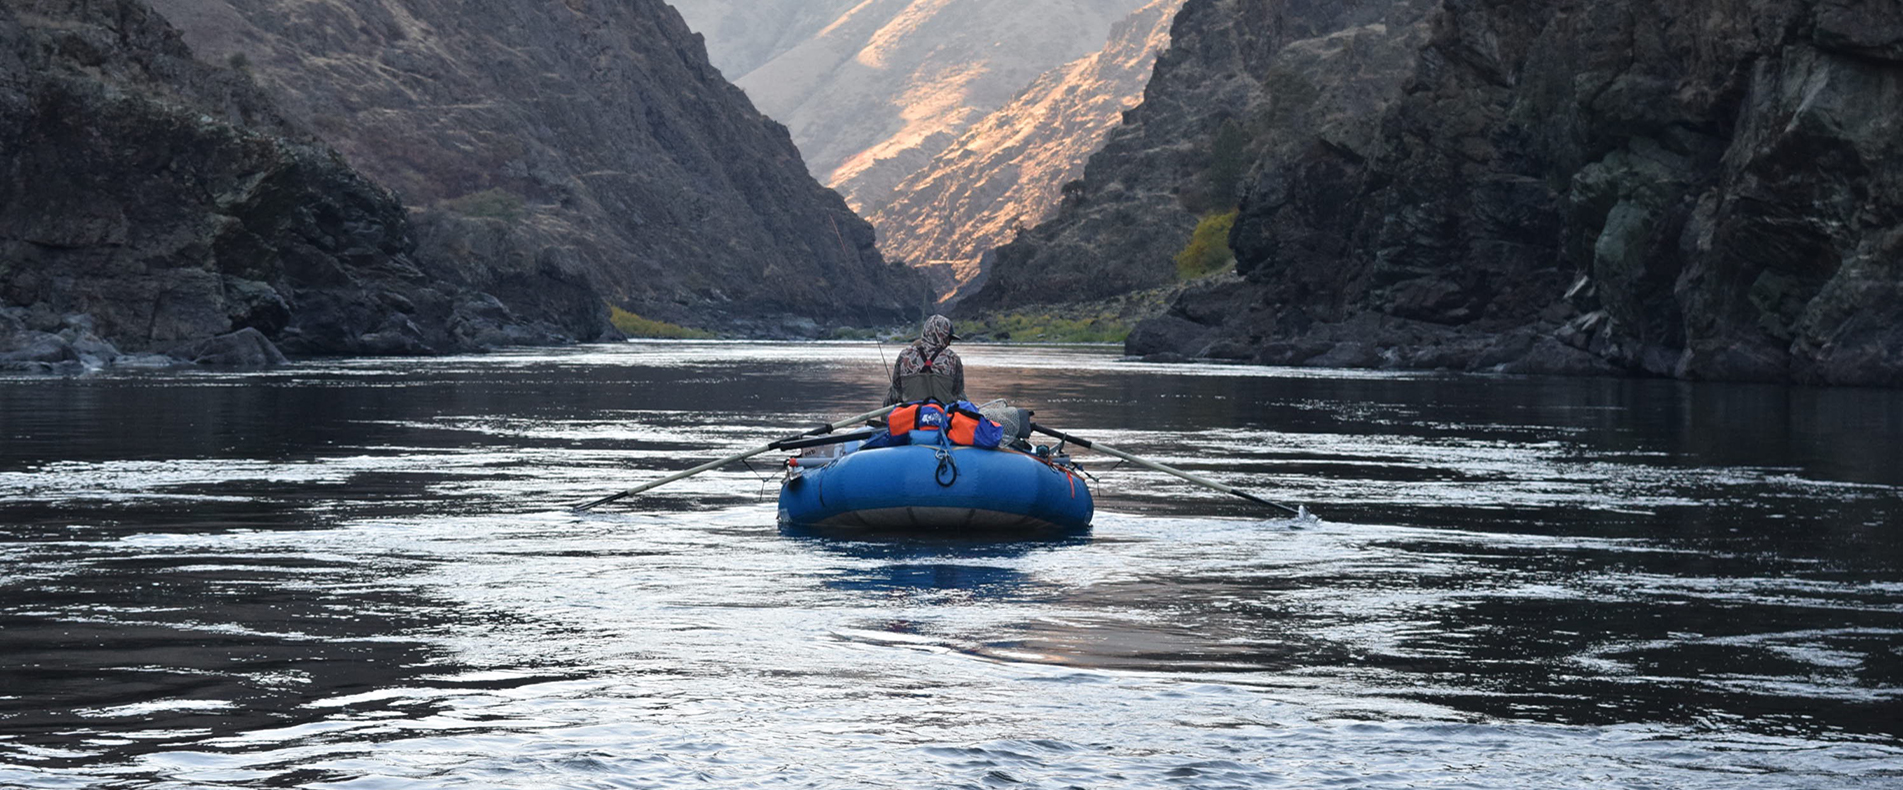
left=1030, top=423, right=1303, bottom=517
left=574, top=404, right=897, bottom=512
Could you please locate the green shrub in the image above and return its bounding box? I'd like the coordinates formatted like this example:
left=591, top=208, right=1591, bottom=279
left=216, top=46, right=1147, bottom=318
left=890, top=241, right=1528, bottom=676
left=1176, top=210, right=1238, bottom=280
left=968, top=311, right=1129, bottom=343
left=608, top=305, right=714, bottom=338
left=442, top=188, right=526, bottom=223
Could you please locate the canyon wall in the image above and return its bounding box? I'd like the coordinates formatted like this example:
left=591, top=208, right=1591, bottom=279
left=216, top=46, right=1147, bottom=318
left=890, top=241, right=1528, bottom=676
left=147, top=0, right=926, bottom=334
left=972, top=0, right=1903, bottom=386
left=2, top=0, right=598, bottom=365
left=674, top=0, right=1178, bottom=302
left=869, top=0, right=1185, bottom=303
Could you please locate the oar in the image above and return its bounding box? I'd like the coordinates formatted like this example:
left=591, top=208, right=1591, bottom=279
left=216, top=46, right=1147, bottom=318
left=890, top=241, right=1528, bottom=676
left=1028, top=423, right=1307, bottom=518
left=773, top=428, right=881, bottom=451
left=572, top=405, right=898, bottom=512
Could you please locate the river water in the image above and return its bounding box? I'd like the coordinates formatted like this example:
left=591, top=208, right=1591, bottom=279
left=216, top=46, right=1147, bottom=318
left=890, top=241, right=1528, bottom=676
left=0, top=341, right=1898, bottom=788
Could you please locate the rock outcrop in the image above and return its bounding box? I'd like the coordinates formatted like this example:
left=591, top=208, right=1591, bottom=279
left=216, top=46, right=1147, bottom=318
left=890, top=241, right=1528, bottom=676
left=0, top=311, right=128, bottom=373
left=1, top=0, right=595, bottom=366
left=144, top=0, right=926, bottom=332
left=167, top=326, right=290, bottom=366
left=972, top=0, right=1903, bottom=386
left=867, top=0, right=1185, bottom=305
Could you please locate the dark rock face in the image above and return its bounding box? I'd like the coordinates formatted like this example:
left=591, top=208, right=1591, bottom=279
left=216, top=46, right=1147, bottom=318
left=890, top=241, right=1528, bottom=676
left=973, top=0, right=1903, bottom=386
left=964, top=0, right=1433, bottom=312
left=146, top=0, right=928, bottom=330
left=1, top=0, right=603, bottom=363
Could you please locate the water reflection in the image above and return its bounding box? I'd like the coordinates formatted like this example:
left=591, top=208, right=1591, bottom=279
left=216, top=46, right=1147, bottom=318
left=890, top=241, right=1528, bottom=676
left=790, top=534, right=1090, bottom=600
left=0, top=541, right=469, bottom=771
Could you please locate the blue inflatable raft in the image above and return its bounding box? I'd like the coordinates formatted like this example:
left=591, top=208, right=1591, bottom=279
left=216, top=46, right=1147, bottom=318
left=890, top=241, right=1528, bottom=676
left=778, top=443, right=1093, bottom=535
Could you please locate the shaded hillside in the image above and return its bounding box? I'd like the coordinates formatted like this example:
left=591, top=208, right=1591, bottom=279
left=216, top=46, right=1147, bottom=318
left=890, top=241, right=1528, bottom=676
left=972, top=0, right=1903, bottom=386
left=868, top=0, right=1184, bottom=305
left=1, top=0, right=597, bottom=365
left=148, top=0, right=927, bottom=333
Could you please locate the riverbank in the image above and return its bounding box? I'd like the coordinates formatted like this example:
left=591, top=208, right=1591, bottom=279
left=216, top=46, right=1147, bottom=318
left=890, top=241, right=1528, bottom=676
left=0, top=310, right=279, bottom=373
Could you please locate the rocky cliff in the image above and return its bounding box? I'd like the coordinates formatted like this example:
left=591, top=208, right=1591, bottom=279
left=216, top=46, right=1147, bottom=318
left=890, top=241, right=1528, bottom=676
left=2, top=0, right=597, bottom=370
left=146, top=0, right=926, bottom=333
left=867, top=0, right=1184, bottom=304
left=963, top=0, right=1432, bottom=312
left=972, top=0, right=1903, bottom=386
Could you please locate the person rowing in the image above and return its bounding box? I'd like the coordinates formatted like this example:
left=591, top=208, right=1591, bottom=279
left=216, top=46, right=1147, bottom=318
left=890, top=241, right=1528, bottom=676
left=578, top=308, right=1304, bottom=517
left=883, top=314, right=966, bottom=406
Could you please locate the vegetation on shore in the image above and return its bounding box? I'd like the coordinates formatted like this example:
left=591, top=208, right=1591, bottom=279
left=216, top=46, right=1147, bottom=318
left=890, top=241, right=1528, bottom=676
left=1175, top=210, right=1238, bottom=279
left=608, top=305, right=714, bottom=338
left=962, top=310, right=1132, bottom=343
left=604, top=291, right=1168, bottom=346
left=441, top=188, right=527, bottom=223
left=953, top=284, right=1188, bottom=344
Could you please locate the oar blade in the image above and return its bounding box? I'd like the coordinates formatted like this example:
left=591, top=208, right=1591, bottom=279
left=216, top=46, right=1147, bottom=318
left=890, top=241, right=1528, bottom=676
left=572, top=492, right=628, bottom=513
left=1229, top=488, right=1304, bottom=517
